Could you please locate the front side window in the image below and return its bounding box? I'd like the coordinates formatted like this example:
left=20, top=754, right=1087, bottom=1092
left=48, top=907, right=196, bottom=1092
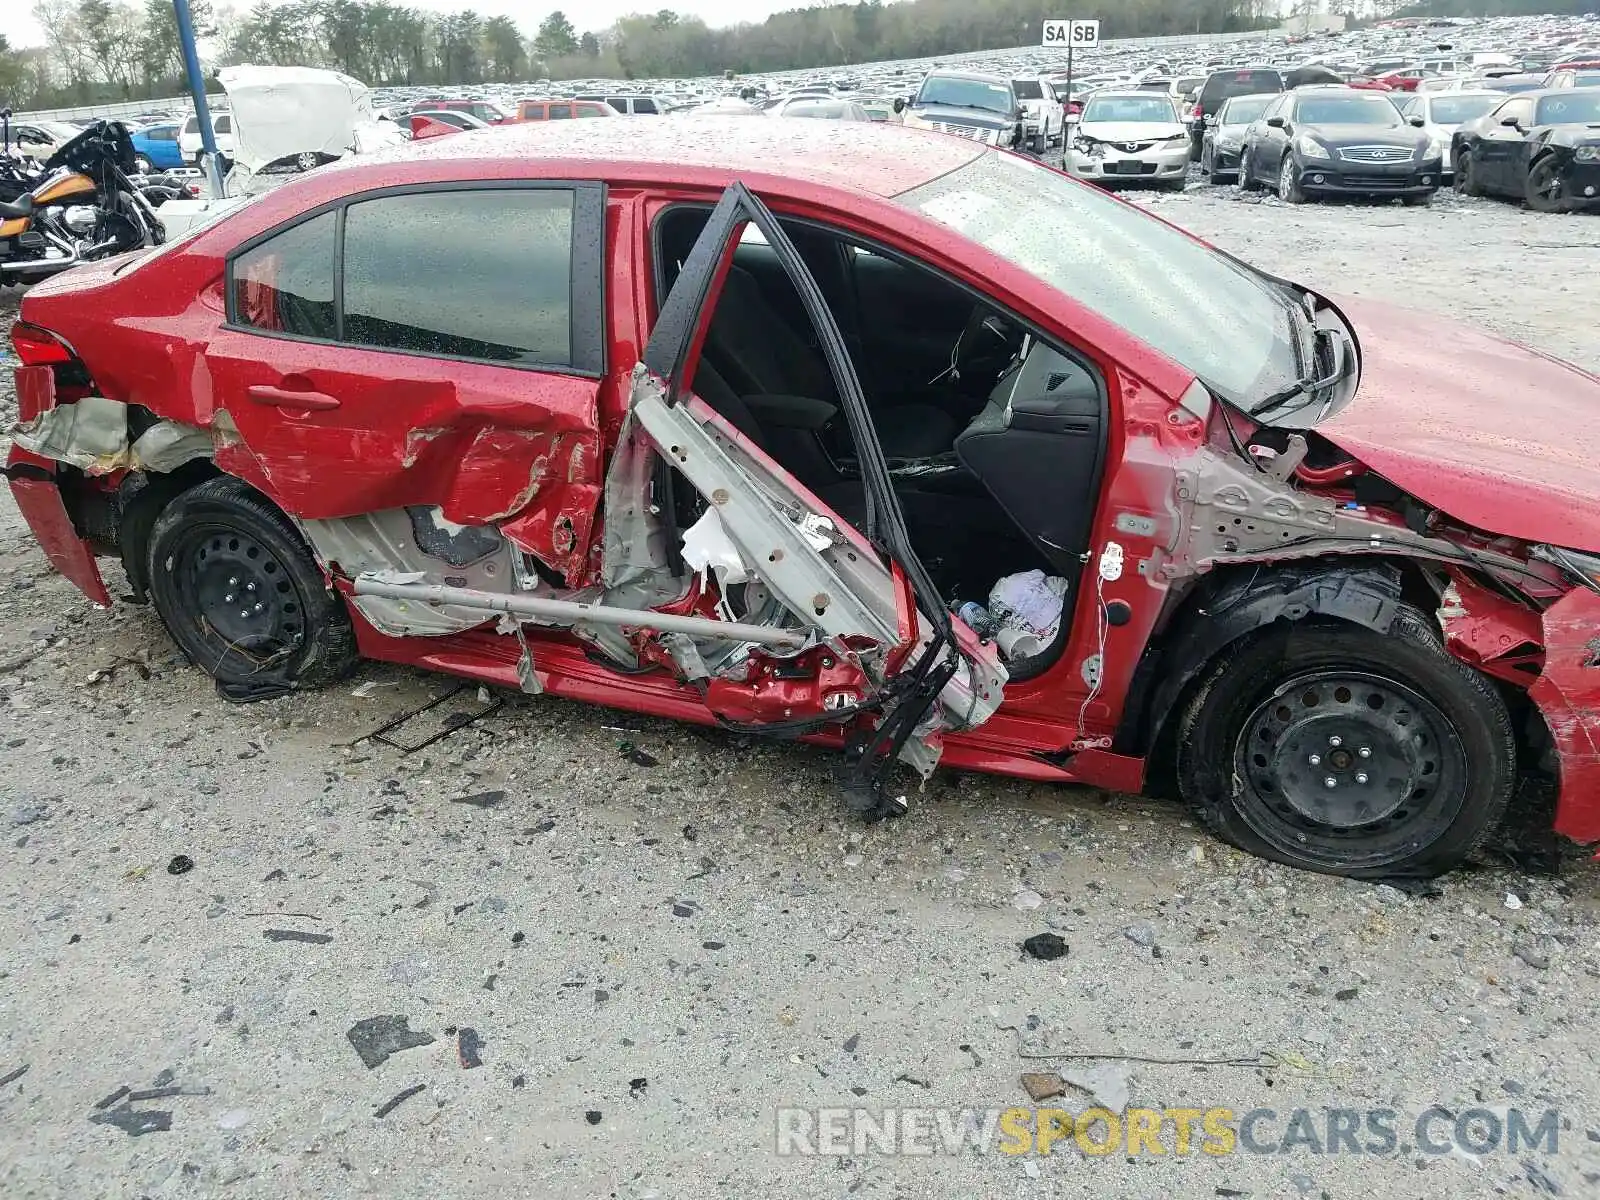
left=1011, top=80, right=1043, bottom=100
left=230, top=211, right=337, bottom=339
left=634, top=99, right=658, bottom=114
left=215, top=115, right=232, bottom=134
left=343, top=190, right=574, bottom=365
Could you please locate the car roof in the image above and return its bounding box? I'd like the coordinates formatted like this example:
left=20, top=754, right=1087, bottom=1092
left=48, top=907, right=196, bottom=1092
left=351, top=117, right=985, bottom=199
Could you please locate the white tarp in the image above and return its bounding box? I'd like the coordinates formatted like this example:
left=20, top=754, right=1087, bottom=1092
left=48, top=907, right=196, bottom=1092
left=218, top=64, right=402, bottom=175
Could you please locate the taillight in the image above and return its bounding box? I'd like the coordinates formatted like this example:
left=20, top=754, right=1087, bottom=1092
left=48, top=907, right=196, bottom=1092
left=9, top=321, right=74, bottom=367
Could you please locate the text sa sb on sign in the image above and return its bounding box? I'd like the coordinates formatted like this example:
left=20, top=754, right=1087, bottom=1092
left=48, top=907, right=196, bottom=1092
left=1042, top=19, right=1100, bottom=48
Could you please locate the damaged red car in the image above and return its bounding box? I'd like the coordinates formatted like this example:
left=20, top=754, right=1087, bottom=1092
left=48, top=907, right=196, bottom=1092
left=8, top=120, right=1600, bottom=878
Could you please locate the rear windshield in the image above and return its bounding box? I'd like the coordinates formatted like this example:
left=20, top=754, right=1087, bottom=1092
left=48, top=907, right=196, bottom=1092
left=1202, top=70, right=1284, bottom=105
left=1219, top=95, right=1274, bottom=124
left=1012, top=80, right=1043, bottom=100
left=1573, top=71, right=1600, bottom=86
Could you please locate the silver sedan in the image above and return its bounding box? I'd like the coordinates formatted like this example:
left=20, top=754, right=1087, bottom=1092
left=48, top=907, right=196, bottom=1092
left=1064, top=92, right=1192, bottom=190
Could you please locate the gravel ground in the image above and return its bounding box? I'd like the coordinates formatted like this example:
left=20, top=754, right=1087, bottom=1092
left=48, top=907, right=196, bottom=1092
left=2, top=179, right=1599, bottom=1200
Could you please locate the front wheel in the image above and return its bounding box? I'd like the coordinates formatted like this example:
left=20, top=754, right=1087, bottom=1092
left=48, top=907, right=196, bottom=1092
left=146, top=477, right=357, bottom=700
left=1177, top=614, right=1515, bottom=878
left=1401, top=192, right=1432, bottom=207
left=1525, top=158, right=1570, bottom=213
left=1237, top=147, right=1261, bottom=192
left=1454, top=150, right=1483, bottom=196
left=1278, top=155, right=1305, bottom=203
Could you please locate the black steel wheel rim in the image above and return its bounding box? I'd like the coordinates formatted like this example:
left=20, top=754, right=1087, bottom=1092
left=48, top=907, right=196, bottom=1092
left=1232, top=669, right=1468, bottom=863
left=1530, top=162, right=1562, bottom=203
left=176, top=523, right=305, bottom=659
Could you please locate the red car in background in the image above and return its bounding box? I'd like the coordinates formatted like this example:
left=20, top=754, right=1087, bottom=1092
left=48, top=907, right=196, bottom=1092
left=7, top=120, right=1600, bottom=878
left=413, top=97, right=513, bottom=125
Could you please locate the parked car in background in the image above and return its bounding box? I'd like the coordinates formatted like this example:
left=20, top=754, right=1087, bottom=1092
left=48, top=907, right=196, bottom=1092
left=1474, top=73, right=1550, bottom=94
left=6, top=121, right=82, bottom=163
left=515, top=100, right=616, bottom=121
left=408, top=109, right=492, bottom=138
left=896, top=70, right=1025, bottom=148
left=417, top=97, right=512, bottom=124
left=1189, top=67, right=1285, bottom=158
left=1238, top=86, right=1441, bottom=204
left=1544, top=66, right=1600, bottom=88
left=1369, top=67, right=1435, bottom=92
left=1010, top=77, right=1064, bottom=153
left=1453, top=87, right=1600, bottom=211
left=767, top=97, right=871, bottom=121
left=179, top=112, right=236, bottom=165
left=859, top=101, right=902, bottom=123
left=1394, top=90, right=1504, bottom=178
left=1199, top=92, right=1275, bottom=182
left=128, top=121, right=186, bottom=173
left=13, top=118, right=1600, bottom=879
left=1066, top=91, right=1190, bottom=190
left=575, top=94, right=671, bottom=114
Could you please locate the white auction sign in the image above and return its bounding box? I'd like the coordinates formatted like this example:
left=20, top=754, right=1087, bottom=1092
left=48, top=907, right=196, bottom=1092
left=1042, top=19, right=1100, bottom=48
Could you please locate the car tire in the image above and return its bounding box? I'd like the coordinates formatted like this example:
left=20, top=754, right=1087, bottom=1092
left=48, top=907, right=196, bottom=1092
left=1176, top=612, right=1515, bottom=878
left=1030, top=133, right=1045, bottom=155
left=146, top=477, right=357, bottom=699
left=133, top=154, right=153, bottom=174
left=1454, top=150, right=1482, bottom=196
left=1277, top=155, right=1305, bottom=203
left=1402, top=192, right=1432, bottom=207
left=1237, top=147, right=1261, bottom=192
left=1524, top=157, right=1570, bottom=213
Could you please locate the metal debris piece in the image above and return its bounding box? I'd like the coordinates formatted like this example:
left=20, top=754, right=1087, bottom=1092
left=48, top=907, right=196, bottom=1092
left=1021, top=1072, right=1065, bottom=1102
left=619, top=742, right=659, bottom=767
left=450, top=790, right=505, bottom=809
left=94, top=1085, right=131, bottom=1109
left=166, top=855, right=194, bottom=875
left=127, top=1086, right=184, bottom=1101
left=90, top=1106, right=172, bottom=1136
left=1063, top=1064, right=1130, bottom=1113
left=629, top=1077, right=648, bottom=1098
left=457, top=1028, right=484, bottom=1069
left=263, top=929, right=333, bottom=945
left=0, top=1064, right=28, bottom=1088
left=347, top=1015, right=437, bottom=1070
left=1021, top=933, right=1068, bottom=961
left=366, top=685, right=503, bottom=754
left=373, top=1084, right=426, bottom=1119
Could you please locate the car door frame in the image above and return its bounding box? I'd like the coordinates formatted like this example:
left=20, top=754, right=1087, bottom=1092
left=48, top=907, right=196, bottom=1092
left=1257, top=93, right=1293, bottom=179
left=207, top=178, right=611, bottom=581
left=627, top=180, right=1006, bottom=810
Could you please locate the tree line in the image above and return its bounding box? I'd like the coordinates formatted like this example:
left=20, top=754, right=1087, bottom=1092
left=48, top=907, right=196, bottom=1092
left=6, top=0, right=1280, bottom=110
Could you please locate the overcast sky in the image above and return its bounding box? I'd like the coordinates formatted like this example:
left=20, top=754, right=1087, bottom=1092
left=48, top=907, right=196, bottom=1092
left=5, top=0, right=823, bottom=48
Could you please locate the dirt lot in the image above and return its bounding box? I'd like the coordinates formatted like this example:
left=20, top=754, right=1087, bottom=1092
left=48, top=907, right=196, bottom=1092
left=2, top=184, right=1598, bottom=1200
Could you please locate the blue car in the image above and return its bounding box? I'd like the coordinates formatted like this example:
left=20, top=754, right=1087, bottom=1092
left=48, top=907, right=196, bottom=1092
left=128, top=122, right=185, bottom=172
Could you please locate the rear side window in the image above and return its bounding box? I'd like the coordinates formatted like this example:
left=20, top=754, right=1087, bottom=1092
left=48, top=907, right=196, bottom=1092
left=606, top=98, right=628, bottom=112
left=230, top=211, right=338, bottom=339
left=343, top=190, right=574, bottom=365
left=575, top=104, right=608, bottom=118
left=633, top=98, right=658, bottom=114
left=228, top=185, right=604, bottom=374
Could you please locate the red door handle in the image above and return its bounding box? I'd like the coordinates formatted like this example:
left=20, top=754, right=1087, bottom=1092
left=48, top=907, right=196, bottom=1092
left=246, top=384, right=341, bottom=410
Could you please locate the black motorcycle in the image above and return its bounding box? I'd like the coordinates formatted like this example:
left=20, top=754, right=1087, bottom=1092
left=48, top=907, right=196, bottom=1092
left=1, top=113, right=165, bottom=285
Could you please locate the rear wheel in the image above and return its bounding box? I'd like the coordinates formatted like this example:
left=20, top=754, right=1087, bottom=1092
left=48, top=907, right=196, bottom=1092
left=146, top=477, right=356, bottom=700
left=1177, top=614, right=1514, bottom=878
left=1524, top=158, right=1570, bottom=213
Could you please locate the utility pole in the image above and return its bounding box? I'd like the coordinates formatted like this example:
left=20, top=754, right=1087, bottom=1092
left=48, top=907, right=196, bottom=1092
left=171, top=0, right=225, bottom=197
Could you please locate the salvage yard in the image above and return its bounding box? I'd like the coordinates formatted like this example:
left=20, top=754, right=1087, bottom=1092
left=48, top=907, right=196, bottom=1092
left=2, top=180, right=1600, bottom=1200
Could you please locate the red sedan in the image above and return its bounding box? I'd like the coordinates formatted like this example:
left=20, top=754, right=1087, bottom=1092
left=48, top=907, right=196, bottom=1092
left=8, top=119, right=1600, bottom=878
